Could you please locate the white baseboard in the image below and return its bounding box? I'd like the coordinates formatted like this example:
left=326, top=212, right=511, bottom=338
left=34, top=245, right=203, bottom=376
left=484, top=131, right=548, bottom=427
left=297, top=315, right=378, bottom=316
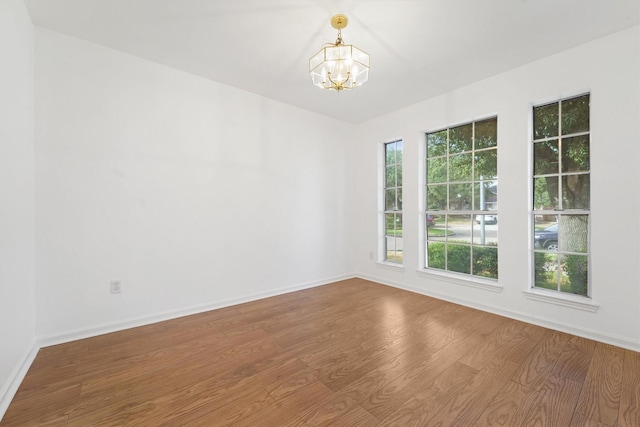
left=38, top=274, right=355, bottom=348
left=357, top=273, right=640, bottom=353
left=0, top=343, right=39, bottom=423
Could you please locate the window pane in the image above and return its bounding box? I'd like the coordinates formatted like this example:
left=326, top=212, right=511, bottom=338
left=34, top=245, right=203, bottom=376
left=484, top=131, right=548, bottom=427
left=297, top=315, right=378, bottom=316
left=534, top=176, right=559, bottom=210
left=395, top=214, right=403, bottom=236
left=385, top=142, right=397, bottom=164
left=447, top=244, right=471, bottom=274
left=534, top=252, right=558, bottom=290
left=448, top=215, right=472, bottom=244
left=562, top=95, right=589, bottom=135
left=385, top=188, right=397, bottom=210
left=473, top=216, right=498, bottom=245
left=562, top=174, right=589, bottom=209
left=449, top=153, right=473, bottom=181
left=427, top=242, right=446, bottom=270
left=449, top=184, right=472, bottom=211
left=474, top=149, right=497, bottom=180
left=386, top=237, right=402, bottom=263
left=385, top=165, right=396, bottom=187
left=475, top=118, right=497, bottom=149
left=533, top=102, right=559, bottom=139
left=562, top=135, right=589, bottom=173
left=474, top=182, right=498, bottom=211
left=397, top=162, right=403, bottom=186
left=427, top=215, right=446, bottom=240
left=386, top=235, right=395, bottom=252
left=427, top=130, right=447, bottom=157
left=473, top=246, right=498, bottom=279
left=473, top=183, right=480, bottom=211
left=427, top=184, right=447, bottom=210
left=385, top=213, right=395, bottom=235
left=427, top=158, right=447, bottom=183
left=397, top=188, right=403, bottom=210
left=534, top=221, right=558, bottom=251
left=449, top=124, right=473, bottom=154
left=534, top=140, right=559, bottom=175
left=560, top=255, right=588, bottom=296
left=559, top=215, right=588, bottom=253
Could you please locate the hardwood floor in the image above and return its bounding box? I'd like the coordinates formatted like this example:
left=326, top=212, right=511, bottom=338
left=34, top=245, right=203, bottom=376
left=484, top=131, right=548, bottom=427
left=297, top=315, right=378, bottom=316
left=3, top=278, right=639, bottom=426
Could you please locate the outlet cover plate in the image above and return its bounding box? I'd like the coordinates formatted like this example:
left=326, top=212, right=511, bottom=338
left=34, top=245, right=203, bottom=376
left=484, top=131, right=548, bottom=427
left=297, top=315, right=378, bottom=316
left=110, top=280, right=121, bottom=294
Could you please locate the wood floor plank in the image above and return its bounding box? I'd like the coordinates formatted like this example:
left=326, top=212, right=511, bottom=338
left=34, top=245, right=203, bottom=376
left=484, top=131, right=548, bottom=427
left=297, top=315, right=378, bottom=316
left=424, top=360, right=520, bottom=426
left=512, top=329, right=571, bottom=391
left=378, top=360, right=479, bottom=426
left=474, top=380, right=539, bottom=426
left=619, top=349, right=640, bottom=427
left=3, top=278, right=639, bottom=426
left=520, top=335, right=597, bottom=427
left=572, top=343, right=623, bottom=426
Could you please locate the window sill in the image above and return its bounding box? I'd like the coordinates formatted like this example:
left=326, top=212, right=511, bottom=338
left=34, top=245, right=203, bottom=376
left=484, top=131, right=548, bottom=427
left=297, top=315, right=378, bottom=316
left=416, top=269, right=503, bottom=293
left=375, top=261, right=405, bottom=273
left=523, top=289, right=599, bottom=312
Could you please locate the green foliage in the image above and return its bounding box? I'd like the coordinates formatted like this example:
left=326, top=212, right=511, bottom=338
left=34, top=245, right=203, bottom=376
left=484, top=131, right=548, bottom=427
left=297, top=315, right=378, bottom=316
left=473, top=246, right=498, bottom=279
left=427, top=242, right=445, bottom=270
left=385, top=213, right=402, bottom=237
left=447, top=244, right=471, bottom=274
left=426, top=184, right=447, bottom=210
left=427, top=158, right=447, bottom=183
left=427, top=130, right=447, bottom=157
left=534, top=140, right=559, bottom=175
left=561, top=95, right=590, bottom=135
left=565, top=255, right=588, bottom=296
left=385, top=141, right=403, bottom=211
left=534, top=252, right=557, bottom=290
left=562, top=135, right=589, bottom=172
left=474, top=150, right=497, bottom=180
left=427, top=242, right=497, bottom=279
left=475, top=118, right=498, bottom=149
left=533, top=103, right=559, bottom=139
left=426, top=120, right=497, bottom=212
left=562, top=174, right=589, bottom=210
left=449, top=124, right=473, bottom=153
left=533, top=177, right=556, bottom=209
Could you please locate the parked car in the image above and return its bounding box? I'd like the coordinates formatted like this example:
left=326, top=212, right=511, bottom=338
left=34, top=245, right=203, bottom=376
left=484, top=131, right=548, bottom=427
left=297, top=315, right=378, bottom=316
left=534, top=223, right=558, bottom=251
left=475, top=214, right=497, bottom=225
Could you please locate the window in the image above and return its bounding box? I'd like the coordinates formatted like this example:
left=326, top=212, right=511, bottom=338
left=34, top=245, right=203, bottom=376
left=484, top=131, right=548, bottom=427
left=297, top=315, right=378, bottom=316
left=384, top=140, right=403, bottom=263
left=425, top=118, right=498, bottom=279
left=532, top=94, right=590, bottom=296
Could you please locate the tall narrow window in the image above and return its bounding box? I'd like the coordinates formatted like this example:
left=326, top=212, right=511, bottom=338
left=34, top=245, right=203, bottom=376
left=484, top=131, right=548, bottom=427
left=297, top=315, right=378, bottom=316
left=532, top=94, right=590, bottom=296
left=425, top=118, right=498, bottom=279
left=384, top=140, right=403, bottom=263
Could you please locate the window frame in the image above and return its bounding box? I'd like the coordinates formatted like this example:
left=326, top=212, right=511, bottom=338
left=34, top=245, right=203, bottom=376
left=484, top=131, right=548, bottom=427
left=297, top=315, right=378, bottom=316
left=422, top=116, right=500, bottom=283
left=380, top=139, right=404, bottom=265
left=529, top=93, right=592, bottom=299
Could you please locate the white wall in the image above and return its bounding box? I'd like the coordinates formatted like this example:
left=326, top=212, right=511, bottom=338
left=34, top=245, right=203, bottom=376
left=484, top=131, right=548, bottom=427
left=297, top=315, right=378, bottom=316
left=34, top=28, right=354, bottom=342
left=0, top=0, right=37, bottom=417
left=353, top=26, right=640, bottom=350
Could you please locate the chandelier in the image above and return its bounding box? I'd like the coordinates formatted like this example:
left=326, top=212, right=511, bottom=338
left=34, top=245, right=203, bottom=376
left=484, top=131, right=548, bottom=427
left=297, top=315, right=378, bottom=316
left=309, top=14, right=370, bottom=91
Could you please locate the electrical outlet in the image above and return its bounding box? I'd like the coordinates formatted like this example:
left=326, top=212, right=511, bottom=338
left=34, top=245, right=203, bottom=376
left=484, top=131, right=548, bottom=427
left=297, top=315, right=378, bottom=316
left=110, top=280, right=121, bottom=294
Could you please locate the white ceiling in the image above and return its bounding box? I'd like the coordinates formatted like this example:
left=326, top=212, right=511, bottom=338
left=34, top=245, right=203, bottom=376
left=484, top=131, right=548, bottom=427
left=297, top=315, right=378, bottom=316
left=24, top=0, right=639, bottom=123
